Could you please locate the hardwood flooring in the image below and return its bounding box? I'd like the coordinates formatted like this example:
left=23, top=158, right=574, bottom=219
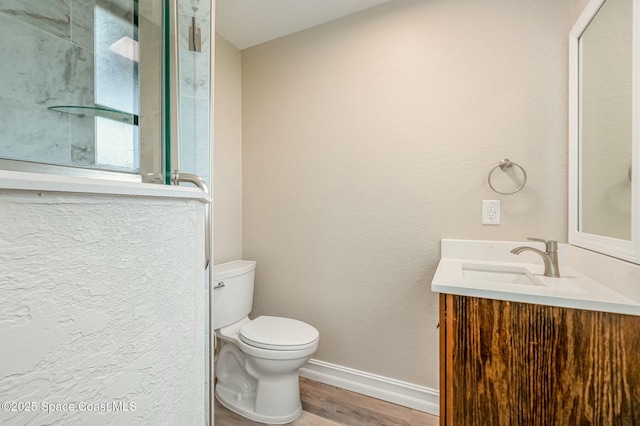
left=214, top=377, right=439, bottom=426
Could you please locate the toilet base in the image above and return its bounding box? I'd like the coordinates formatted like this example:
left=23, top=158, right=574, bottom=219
left=213, top=317, right=318, bottom=424
left=215, top=386, right=302, bottom=424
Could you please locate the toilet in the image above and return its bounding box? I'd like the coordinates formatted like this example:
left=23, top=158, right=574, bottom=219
left=213, top=260, right=319, bottom=424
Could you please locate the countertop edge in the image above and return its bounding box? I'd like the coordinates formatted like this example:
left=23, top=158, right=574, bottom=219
left=0, top=170, right=211, bottom=202
left=434, top=239, right=640, bottom=317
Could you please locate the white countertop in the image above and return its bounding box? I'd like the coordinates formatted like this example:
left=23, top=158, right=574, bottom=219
left=432, top=239, right=640, bottom=316
left=0, top=170, right=211, bottom=202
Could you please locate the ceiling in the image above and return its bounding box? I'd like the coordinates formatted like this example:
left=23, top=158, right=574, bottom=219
left=215, top=0, right=394, bottom=50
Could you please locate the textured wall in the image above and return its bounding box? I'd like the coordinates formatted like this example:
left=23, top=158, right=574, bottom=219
left=242, top=0, right=572, bottom=389
left=0, top=191, right=205, bottom=425
left=213, top=33, right=243, bottom=264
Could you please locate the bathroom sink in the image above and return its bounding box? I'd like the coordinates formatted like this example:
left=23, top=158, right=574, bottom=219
left=432, top=239, right=640, bottom=316
left=461, top=263, right=544, bottom=286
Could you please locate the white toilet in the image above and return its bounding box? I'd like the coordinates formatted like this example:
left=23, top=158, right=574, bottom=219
left=213, top=260, right=319, bottom=424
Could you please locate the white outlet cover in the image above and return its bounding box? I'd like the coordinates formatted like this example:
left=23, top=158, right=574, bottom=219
left=482, top=200, right=500, bottom=225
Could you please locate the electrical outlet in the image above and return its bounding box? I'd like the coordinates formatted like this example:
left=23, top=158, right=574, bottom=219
left=482, top=200, right=501, bottom=225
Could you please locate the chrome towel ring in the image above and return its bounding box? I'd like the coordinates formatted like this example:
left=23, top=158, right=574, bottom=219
left=488, top=159, right=527, bottom=195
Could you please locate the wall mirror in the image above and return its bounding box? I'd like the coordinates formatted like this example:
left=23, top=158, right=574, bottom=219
left=569, top=0, right=640, bottom=263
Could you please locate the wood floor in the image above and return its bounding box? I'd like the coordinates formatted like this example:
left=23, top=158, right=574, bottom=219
left=214, top=377, right=439, bottom=426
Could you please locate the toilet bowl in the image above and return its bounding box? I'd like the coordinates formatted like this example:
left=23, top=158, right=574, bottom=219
left=213, top=261, right=319, bottom=424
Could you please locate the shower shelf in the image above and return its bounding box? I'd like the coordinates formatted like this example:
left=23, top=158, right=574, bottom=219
left=47, top=105, right=138, bottom=125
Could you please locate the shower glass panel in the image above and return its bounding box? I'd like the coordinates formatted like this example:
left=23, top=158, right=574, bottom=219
left=0, top=0, right=166, bottom=182
left=177, top=0, right=210, bottom=186
left=175, top=1, right=212, bottom=422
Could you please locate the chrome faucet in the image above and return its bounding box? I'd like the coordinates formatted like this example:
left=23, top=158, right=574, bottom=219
left=511, top=238, right=561, bottom=278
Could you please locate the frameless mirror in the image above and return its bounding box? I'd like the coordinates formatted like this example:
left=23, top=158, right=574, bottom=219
left=569, top=0, right=640, bottom=263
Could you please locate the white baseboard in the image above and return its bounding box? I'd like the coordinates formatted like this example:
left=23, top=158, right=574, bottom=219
left=299, top=359, right=440, bottom=416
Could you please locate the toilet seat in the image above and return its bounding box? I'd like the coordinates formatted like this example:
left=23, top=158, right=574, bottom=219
left=240, top=316, right=319, bottom=351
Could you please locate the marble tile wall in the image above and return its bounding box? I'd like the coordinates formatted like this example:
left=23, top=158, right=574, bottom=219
left=0, top=1, right=89, bottom=166
left=177, top=0, right=211, bottom=186
left=0, top=0, right=139, bottom=171
left=0, top=0, right=72, bottom=39
left=0, top=0, right=207, bottom=179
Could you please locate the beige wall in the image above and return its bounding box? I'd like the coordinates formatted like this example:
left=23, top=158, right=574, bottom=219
left=240, top=0, right=572, bottom=389
left=213, top=34, right=243, bottom=263
left=573, top=0, right=591, bottom=23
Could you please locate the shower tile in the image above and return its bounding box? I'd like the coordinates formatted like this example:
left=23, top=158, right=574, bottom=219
left=70, top=115, right=96, bottom=166
left=62, top=45, right=95, bottom=107
left=0, top=96, right=71, bottom=164
left=178, top=96, right=210, bottom=184
left=0, top=0, right=71, bottom=40
left=178, top=4, right=210, bottom=99
left=193, top=97, right=210, bottom=183
left=96, top=0, right=134, bottom=22
left=0, top=14, right=94, bottom=107
left=177, top=0, right=194, bottom=15
left=178, top=54, right=210, bottom=100
left=178, top=95, right=197, bottom=174
left=71, top=0, right=95, bottom=50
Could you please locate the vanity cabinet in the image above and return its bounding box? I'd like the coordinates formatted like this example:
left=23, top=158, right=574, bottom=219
left=439, top=294, right=640, bottom=425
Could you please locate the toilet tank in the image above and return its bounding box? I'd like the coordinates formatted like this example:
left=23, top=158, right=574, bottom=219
left=212, top=260, right=257, bottom=330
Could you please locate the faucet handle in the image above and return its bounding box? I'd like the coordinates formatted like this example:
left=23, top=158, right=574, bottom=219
left=527, top=237, right=557, bottom=252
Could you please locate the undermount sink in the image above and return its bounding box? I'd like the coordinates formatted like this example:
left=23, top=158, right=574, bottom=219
left=432, top=239, right=640, bottom=316
left=461, top=263, right=544, bottom=286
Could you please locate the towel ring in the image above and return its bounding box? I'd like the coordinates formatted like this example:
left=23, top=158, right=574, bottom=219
left=488, top=159, right=527, bottom=195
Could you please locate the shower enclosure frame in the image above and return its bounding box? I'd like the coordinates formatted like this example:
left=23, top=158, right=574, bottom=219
left=0, top=0, right=174, bottom=184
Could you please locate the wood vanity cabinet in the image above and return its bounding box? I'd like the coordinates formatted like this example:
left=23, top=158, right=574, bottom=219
left=439, top=294, right=640, bottom=426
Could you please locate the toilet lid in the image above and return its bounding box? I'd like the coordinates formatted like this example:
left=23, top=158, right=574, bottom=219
left=240, top=316, right=319, bottom=351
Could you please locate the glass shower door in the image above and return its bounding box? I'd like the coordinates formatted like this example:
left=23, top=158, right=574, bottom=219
left=0, top=0, right=166, bottom=182
left=172, top=1, right=212, bottom=423
left=176, top=0, right=211, bottom=187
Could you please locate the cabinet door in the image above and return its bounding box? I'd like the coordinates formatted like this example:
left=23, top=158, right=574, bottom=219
left=439, top=294, right=453, bottom=426
left=440, top=294, right=640, bottom=426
